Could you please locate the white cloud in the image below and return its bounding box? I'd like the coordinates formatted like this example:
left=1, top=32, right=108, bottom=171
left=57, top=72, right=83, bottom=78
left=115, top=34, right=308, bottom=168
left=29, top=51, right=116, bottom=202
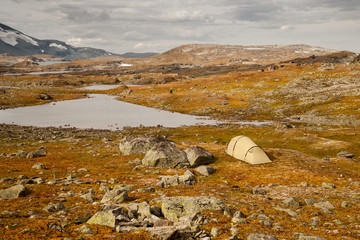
left=66, top=37, right=82, bottom=47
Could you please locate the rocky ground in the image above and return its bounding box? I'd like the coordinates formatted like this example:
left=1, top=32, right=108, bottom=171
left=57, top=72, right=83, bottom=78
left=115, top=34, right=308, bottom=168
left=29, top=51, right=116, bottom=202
left=0, top=47, right=360, bottom=239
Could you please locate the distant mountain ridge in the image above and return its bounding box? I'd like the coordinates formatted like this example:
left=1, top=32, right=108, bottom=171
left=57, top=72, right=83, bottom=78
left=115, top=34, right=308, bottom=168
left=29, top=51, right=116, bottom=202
left=0, top=23, right=122, bottom=60
left=146, top=43, right=339, bottom=65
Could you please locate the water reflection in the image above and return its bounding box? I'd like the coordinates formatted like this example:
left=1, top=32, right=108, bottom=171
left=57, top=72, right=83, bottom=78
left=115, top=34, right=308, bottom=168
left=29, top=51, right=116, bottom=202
left=0, top=94, right=218, bottom=130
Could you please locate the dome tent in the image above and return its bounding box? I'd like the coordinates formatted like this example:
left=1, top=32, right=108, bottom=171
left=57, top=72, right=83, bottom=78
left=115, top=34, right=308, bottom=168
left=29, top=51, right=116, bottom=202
left=226, top=136, right=271, bottom=165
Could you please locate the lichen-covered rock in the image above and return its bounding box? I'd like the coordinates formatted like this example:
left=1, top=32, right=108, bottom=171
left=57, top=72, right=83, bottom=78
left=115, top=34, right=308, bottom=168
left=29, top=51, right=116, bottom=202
left=159, top=170, right=196, bottom=188
left=101, top=189, right=128, bottom=204
left=16, top=150, right=28, bottom=158
left=119, top=135, right=172, bottom=155
left=0, top=184, right=29, bottom=199
left=87, top=211, right=116, bottom=228
left=142, top=142, right=189, bottom=168
left=185, top=146, right=215, bottom=167
left=159, top=196, right=228, bottom=222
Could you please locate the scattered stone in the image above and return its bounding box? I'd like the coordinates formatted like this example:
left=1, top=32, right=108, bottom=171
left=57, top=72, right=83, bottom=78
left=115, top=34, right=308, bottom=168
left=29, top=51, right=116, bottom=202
left=43, top=203, right=66, bottom=212
left=310, top=217, right=319, bottom=227
left=299, top=182, right=309, bottom=187
left=31, top=163, right=47, bottom=170
left=211, top=227, right=220, bottom=237
left=0, top=184, right=29, bottom=199
left=137, top=187, right=155, bottom=193
left=159, top=196, right=228, bottom=222
left=294, top=232, right=328, bottom=240
left=159, top=170, right=196, bottom=188
left=101, top=189, right=128, bottom=204
left=337, top=151, right=354, bottom=158
left=142, top=141, right=189, bottom=168
left=232, top=217, right=247, bottom=224
left=184, top=146, right=215, bottom=168
left=38, top=93, right=52, bottom=100
left=304, top=198, right=317, bottom=205
left=322, top=182, right=336, bottom=189
left=16, top=150, right=28, bottom=158
left=247, top=233, right=278, bottom=240
left=195, top=166, right=216, bottom=176
left=233, top=210, right=246, bottom=219
left=341, top=201, right=351, bottom=207
left=273, top=207, right=298, bottom=217
left=81, top=192, right=95, bottom=203
left=260, top=219, right=272, bottom=227
left=283, top=197, right=300, bottom=207
left=252, top=188, right=267, bottom=195
left=230, top=227, right=239, bottom=235
left=27, top=149, right=47, bottom=158
left=77, top=168, right=89, bottom=173
left=76, top=224, right=94, bottom=234
left=314, top=201, right=335, bottom=210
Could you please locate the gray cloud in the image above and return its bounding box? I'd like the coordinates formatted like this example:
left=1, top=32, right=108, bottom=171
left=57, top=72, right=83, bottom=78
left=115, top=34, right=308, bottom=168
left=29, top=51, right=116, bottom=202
left=1, top=0, right=360, bottom=53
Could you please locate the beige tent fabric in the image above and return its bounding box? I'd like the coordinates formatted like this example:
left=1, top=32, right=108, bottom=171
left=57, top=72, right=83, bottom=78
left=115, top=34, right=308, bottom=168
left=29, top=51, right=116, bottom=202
left=226, top=136, right=271, bottom=164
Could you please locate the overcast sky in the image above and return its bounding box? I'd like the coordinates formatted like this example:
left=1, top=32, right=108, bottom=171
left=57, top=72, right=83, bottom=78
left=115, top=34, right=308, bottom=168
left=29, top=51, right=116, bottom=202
left=1, top=0, right=360, bottom=54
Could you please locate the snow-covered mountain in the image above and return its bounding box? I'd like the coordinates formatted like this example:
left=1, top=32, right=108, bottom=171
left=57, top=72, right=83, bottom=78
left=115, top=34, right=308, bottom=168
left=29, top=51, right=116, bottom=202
left=0, top=23, right=117, bottom=60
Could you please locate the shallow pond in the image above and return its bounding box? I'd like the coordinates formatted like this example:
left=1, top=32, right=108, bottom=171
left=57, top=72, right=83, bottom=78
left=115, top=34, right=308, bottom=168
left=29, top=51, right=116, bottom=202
left=0, top=94, right=219, bottom=130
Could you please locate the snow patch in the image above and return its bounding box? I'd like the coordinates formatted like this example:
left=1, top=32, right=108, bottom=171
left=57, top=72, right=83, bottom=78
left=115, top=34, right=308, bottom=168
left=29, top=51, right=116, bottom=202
left=0, top=29, right=38, bottom=46
left=49, top=43, right=67, bottom=50
left=121, top=63, right=133, bottom=67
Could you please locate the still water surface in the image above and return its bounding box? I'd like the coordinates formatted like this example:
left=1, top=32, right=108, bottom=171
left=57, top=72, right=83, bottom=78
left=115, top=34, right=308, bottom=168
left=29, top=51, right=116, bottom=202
left=0, top=94, right=218, bottom=130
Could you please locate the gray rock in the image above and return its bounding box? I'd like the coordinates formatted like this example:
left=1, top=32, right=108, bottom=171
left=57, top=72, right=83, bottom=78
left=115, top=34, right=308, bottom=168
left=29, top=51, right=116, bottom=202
left=313, top=201, right=335, bottom=210
left=273, top=207, right=298, bottom=217
left=304, top=198, right=317, bottom=205
left=81, top=192, right=95, bottom=203
left=160, top=170, right=196, bottom=188
left=211, top=227, right=220, bottom=237
left=283, top=197, right=300, bottom=207
left=77, top=168, right=89, bottom=173
left=247, top=233, right=278, bottom=240
left=341, top=201, right=351, bottom=207
left=233, top=210, right=246, bottom=218
left=43, top=203, right=66, bottom=212
left=119, top=135, right=173, bottom=155
left=16, top=150, right=28, bottom=158
left=27, top=149, right=47, bottom=158
left=231, top=227, right=239, bottom=235
left=0, top=184, right=29, bottom=199
left=76, top=224, right=94, bottom=234
left=142, top=142, right=189, bottom=168
left=322, top=182, right=336, bottom=189
left=87, top=211, right=116, bottom=228
left=232, top=217, right=247, bottom=224
left=195, top=166, right=216, bottom=176
left=337, top=151, right=354, bottom=158
left=294, top=232, right=328, bottom=240
left=31, top=163, right=46, bottom=170
left=159, top=196, right=228, bottom=222
left=252, top=188, right=267, bottom=195
left=113, top=184, right=134, bottom=192
left=101, top=189, right=128, bottom=204
left=184, top=146, right=215, bottom=168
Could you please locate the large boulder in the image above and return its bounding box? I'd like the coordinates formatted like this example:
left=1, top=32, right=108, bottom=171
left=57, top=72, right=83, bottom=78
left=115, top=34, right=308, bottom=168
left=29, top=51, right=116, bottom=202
left=87, top=211, right=117, bottom=228
left=159, top=196, right=228, bottom=222
left=185, top=146, right=215, bottom=167
left=159, top=170, right=196, bottom=188
left=0, top=184, right=29, bottom=199
left=142, top=142, right=189, bottom=168
left=119, top=135, right=173, bottom=155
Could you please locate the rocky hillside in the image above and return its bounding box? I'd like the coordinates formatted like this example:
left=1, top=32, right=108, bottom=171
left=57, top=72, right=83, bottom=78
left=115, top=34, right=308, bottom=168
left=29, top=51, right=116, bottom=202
left=145, top=44, right=337, bottom=66
left=0, top=23, right=117, bottom=60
